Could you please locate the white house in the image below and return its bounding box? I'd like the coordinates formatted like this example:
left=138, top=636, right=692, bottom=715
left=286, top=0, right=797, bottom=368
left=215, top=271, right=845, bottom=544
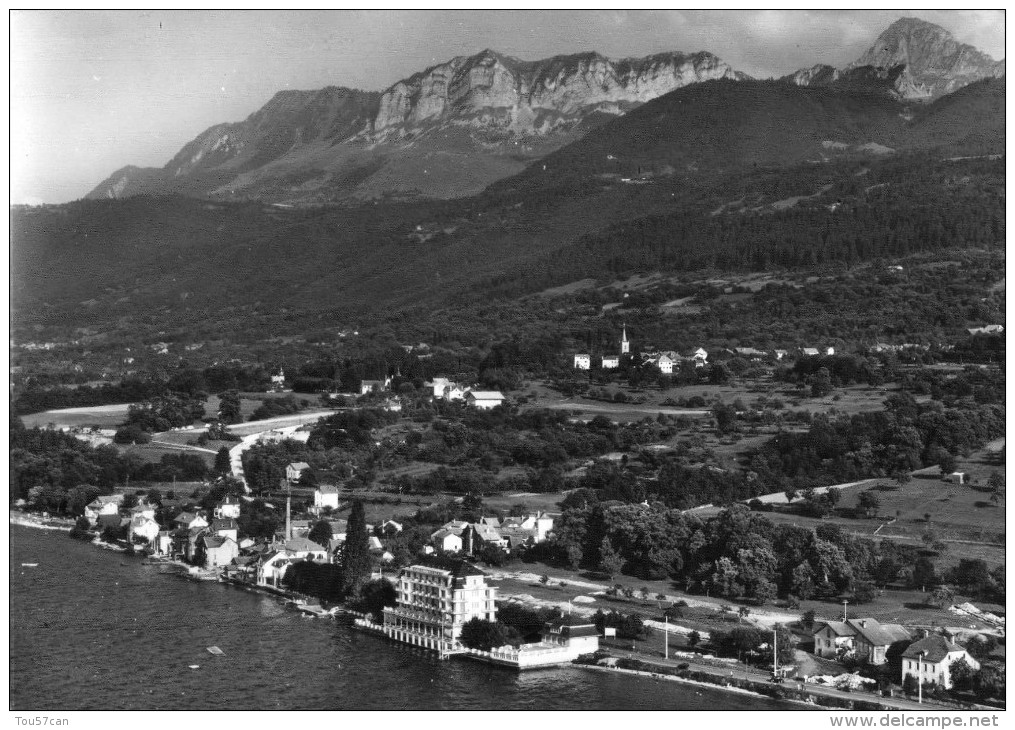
left=574, top=354, right=591, bottom=370
left=825, top=347, right=836, bottom=356
left=282, top=537, right=329, bottom=561
left=200, top=535, right=239, bottom=569
left=382, top=520, right=403, bottom=535
left=691, top=348, right=708, bottom=366
left=601, top=355, right=620, bottom=369
left=902, top=635, right=980, bottom=689
left=173, top=512, right=208, bottom=530
left=360, top=377, right=391, bottom=395
left=286, top=462, right=311, bottom=483
left=432, top=528, right=463, bottom=553
left=210, top=518, right=239, bottom=543
left=129, top=503, right=157, bottom=521
left=533, top=513, right=554, bottom=542
left=128, top=514, right=161, bottom=544
left=214, top=496, right=242, bottom=520
left=656, top=354, right=675, bottom=374
left=258, top=550, right=297, bottom=586
left=270, top=369, right=286, bottom=390
left=801, top=347, right=821, bottom=357
left=430, top=377, right=453, bottom=398
left=466, top=391, right=505, bottom=410
left=153, top=531, right=173, bottom=556
left=313, top=485, right=341, bottom=513
left=84, top=494, right=124, bottom=522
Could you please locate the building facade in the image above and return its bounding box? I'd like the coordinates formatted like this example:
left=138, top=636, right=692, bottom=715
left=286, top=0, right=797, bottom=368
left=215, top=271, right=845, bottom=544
left=383, top=558, right=497, bottom=654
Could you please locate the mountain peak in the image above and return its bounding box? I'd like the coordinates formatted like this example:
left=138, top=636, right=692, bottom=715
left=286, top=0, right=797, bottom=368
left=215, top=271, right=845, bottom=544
left=782, top=16, right=1003, bottom=100
left=851, top=16, right=1000, bottom=86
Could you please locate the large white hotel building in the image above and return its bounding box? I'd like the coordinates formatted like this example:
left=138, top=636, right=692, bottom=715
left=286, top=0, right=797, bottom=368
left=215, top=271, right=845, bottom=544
left=382, top=556, right=497, bottom=654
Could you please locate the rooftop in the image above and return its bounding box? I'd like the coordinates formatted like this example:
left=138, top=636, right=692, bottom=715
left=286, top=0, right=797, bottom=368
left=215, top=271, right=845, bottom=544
left=410, top=555, right=487, bottom=579
left=902, top=634, right=964, bottom=663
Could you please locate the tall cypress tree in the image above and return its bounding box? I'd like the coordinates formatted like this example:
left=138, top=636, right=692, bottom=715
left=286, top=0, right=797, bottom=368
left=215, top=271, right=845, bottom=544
left=342, top=500, right=371, bottom=597
left=213, top=447, right=231, bottom=475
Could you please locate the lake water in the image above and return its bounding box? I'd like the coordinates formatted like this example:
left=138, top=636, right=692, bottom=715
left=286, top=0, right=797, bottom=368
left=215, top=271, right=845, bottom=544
left=10, top=525, right=796, bottom=711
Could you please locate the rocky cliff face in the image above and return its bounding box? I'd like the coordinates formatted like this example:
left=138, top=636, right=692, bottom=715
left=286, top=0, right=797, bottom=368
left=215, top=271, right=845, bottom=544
left=88, top=48, right=748, bottom=203
left=371, top=49, right=747, bottom=137
left=783, top=17, right=1004, bottom=100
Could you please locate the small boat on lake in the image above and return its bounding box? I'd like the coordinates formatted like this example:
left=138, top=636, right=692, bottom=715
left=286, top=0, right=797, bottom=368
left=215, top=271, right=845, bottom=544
left=206, top=646, right=225, bottom=656
left=21, top=563, right=38, bottom=567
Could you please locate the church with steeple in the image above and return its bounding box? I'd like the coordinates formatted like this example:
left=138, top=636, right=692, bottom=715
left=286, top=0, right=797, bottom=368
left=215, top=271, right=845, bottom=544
left=575, top=325, right=629, bottom=370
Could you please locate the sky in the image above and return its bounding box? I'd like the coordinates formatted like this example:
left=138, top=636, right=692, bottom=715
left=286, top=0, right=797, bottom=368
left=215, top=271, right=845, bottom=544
left=10, top=9, right=1007, bottom=204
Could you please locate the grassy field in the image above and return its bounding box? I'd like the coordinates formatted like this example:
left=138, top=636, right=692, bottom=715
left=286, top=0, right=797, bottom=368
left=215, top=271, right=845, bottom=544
left=21, top=403, right=131, bottom=429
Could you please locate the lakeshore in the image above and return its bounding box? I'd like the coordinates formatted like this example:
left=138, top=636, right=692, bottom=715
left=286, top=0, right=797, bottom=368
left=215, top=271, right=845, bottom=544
left=10, top=523, right=792, bottom=711
left=7, top=511, right=991, bottom=712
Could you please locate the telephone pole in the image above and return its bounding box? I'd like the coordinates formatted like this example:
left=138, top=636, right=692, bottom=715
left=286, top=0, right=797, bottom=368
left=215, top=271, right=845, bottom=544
left=664, top=614, right=669, bottom=660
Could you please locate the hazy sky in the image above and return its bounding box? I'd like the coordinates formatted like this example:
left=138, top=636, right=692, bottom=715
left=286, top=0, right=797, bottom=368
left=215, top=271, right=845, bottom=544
left=10, top=9, right=1006, bottom=204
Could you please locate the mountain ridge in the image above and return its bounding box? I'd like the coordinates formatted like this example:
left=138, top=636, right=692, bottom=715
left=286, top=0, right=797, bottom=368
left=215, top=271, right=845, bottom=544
left=86, top=17, right=1004, bottom=206
left=88, top=48, right=745, bottom=204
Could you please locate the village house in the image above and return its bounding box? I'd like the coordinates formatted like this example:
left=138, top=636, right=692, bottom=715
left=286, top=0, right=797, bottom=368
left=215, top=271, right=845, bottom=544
left=183, top=526, right=209, bottom=562
left=465, top=391, right=505, bottom=410
left=84, top=494, right=124, bottom=522
left=129, top=502, right=157, bottom=520
left=431, top=528, right=463, bottom=553
left=312, top=485, right=340, bottom=514
left=270, top=368, right=286, bottom=391
left=153, top=530, right=173, bottom=556
left=655, top=354, right=675, bottom=374
left=381, top=520, right=403, bottom=535
left=359, top=377, right=391, bottom=395
left=286, top=462, right=311, bottom=483
left=690, top=347, right=708, bottom=366
left=430, top=377, right=453, bottom=397
left=258, top=550, right=297, bottom=587
left=801, top=347, right=821, bottom=357
left=462, top=523, right=507, bottom=554
left=812, top=618, right=910, bottom=664
left=173, top=512, right=208, bottom=531
left=128, top=514, right=161, bottom=545
left=200, top=534, right=239, bottom=568
left=902, top=634, right=981, bottom=689
left=281, top=536, right=329, bottom=561
left=210, top=518, right=239, bottom=543
left=214, top=496, right=242, bottom=520
left=734, top=347, right=766, bottom=360
left=574, top=354, right=591, bottom=370
left=382, top=557, right=497, bottom=654
left=601, top=355, right=619, bottom=369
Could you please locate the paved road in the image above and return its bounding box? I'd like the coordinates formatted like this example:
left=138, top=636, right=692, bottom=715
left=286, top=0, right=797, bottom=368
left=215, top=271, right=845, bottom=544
left=540, top=401, right=711, bottom=418
left=609, top=649, right=948, bottom=711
